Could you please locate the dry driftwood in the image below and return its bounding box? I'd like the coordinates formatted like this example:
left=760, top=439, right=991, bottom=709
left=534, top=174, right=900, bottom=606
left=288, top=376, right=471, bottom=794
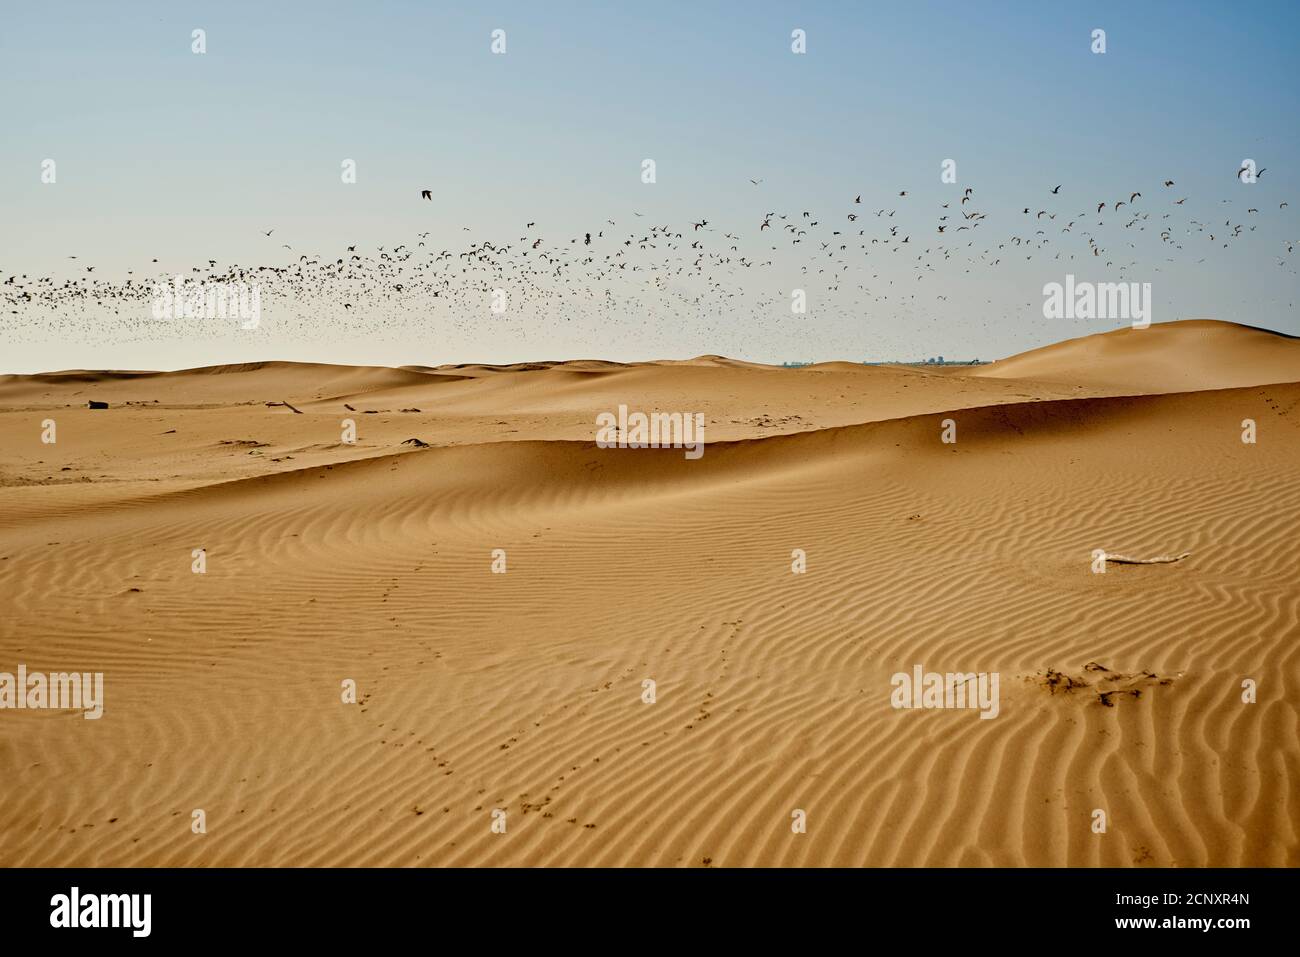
left=1103, top=551, right=1191, bottom=565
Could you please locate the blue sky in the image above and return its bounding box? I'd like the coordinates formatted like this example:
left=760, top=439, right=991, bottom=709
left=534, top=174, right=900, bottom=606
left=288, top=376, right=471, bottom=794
left=2, top=1, right=1297, bottom=371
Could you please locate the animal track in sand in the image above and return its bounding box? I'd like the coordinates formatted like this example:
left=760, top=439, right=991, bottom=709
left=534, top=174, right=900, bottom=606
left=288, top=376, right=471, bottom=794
left=1028, top=661, right=1179, bottom=708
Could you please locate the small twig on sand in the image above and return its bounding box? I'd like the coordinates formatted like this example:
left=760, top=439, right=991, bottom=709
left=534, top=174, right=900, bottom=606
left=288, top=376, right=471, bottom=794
left=1103, top=551, right=1190, bottom=565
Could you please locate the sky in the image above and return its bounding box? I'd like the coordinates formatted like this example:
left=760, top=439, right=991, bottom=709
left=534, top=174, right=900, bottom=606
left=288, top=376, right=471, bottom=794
left=1, top=0, right=1297, bottom=372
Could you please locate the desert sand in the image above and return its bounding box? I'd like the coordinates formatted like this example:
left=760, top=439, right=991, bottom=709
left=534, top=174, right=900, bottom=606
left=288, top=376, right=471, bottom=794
left=1, top=318, right=1297, bottom=867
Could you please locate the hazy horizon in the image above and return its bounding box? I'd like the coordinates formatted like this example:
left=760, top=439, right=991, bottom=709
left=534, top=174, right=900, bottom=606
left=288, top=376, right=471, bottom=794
left=4, top=317, right=1288, bottom=378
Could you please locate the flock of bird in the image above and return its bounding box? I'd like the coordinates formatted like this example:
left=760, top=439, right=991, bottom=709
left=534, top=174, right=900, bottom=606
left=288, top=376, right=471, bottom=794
left=4, top=165, right=1296, bottom=353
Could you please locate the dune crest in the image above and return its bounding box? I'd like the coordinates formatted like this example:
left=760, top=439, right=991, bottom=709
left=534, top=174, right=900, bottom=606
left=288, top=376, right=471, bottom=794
left=971, top=318, right=1300, bottom=391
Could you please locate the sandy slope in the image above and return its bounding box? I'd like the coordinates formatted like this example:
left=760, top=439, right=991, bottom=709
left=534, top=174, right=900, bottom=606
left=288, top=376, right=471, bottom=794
left=970, top=318, right=1300, bottom=392
left=1, top=319, right=1297, bottom=867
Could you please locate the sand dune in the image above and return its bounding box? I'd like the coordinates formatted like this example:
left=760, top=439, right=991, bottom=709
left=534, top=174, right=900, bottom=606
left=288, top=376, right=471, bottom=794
left=1, top=319, right=1297, bottom=867
left=972, top=318, right=1300, bottom=392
